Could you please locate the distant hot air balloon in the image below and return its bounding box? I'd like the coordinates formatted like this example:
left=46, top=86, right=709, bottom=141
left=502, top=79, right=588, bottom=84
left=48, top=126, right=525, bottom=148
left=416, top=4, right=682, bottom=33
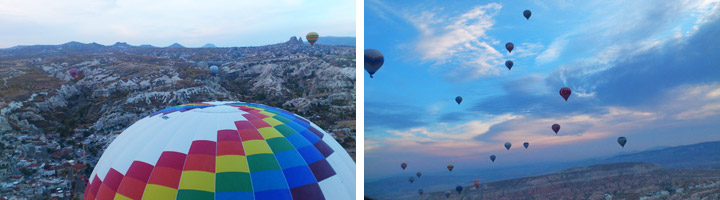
left=416, top=172, right=422, bottom=178
left=523, top=142, right=529, bottom=149
left=474, top=180, right=481, bottom=189
left=506, top=42, right=514, bottom=53
left=505, top=60, right=514, bottom=70
left=445, top=191, right=451, bottom=198
left=409, top=177, right=415, bottom=183
left=447, top=164, right=454, bottom=172
left=560, top=87, right=572, bottom=101
left=209, top=65, right=218, bottom=76
left=306, top=32, right=319, bottom=46
left=523, top=10, right=532, bottom=20
left=456, top=185, right=463, bottom=194
left=69, top=68, right=78, bottom=78
left=364, top=49, right=384, bottom=78
left=505, top=142, right=512, bottom=150
left=419, top=189, right=424, bottom=196
left=401, top=162, right=407, bottom=170
left=455, top=96, right=463, bottom=105
left=490, top=155, right=496, bottom=162
left=618, top=137, right=627, bottom=148
left=552, top=124, right=561, bottom=134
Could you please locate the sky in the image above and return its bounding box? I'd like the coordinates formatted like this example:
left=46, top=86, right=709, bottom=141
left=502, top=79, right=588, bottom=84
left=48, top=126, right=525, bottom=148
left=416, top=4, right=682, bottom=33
left=365, top=0, right=720, bottom=180
left=0, top=0, right=355, bottom=48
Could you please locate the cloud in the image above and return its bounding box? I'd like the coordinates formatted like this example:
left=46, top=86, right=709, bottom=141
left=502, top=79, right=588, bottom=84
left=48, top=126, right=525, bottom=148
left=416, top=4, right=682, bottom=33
left=404, top=3, right=504, bottom=79
left=365, top=101, right=427, bottom=131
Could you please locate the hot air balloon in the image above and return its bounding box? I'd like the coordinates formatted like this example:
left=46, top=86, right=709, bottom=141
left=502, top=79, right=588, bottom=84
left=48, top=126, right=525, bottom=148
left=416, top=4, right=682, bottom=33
left=447, top=164, right=454, bottom=172
left=84, top=102, right=356, bottom=200
left=490, top=155, right=496, bottom=162
left=364, top=49, right=384, bottom=78
left=444, top=191, right=451, bottom=198
left=618, top=137, right=627, bottom=148
left=552, top=124, right=561, bottom=134
left=69, top=68, right=78, bottom=78
left=306, top=32, right=319, bottom=46
left=401, top=162, right=407, bottom=170
left=505, top=142, right=512, bottom=150
left=523, top=10, right=532, bottom=20
left=505, top=60, right=514, bottom=70
left=210, top=65, right=218, bottom=76
left=560, top=87, right=572, bottom=101
left=418, top=189, right=424, bottom=196
left=506, top=42, right=514, bottom=53
left=456, top=185, right=463, bottom=194
left=455, top=96, right=463, bottom=105
left=409, top=177, right=415, bottom=183
left=416, top=172, right=422, bottom=178
left=523, top=142, right=529, bottom=149
left=474, top=180, right=481, bottom=189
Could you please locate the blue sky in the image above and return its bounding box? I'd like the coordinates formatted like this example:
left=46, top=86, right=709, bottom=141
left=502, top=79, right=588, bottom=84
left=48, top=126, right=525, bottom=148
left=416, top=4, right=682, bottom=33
left=0, top=0, right=355, bottom=48
left=365, top=0, right=720, bottom=180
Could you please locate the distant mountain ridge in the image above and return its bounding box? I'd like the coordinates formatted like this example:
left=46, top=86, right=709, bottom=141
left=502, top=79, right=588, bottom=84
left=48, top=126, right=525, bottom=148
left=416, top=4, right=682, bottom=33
left=366, top=141, right=720, bottom=199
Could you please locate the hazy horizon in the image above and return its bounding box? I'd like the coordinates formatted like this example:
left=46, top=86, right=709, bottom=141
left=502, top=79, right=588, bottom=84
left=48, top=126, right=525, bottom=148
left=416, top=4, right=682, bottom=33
left=0, top=0, right=356, bottom=48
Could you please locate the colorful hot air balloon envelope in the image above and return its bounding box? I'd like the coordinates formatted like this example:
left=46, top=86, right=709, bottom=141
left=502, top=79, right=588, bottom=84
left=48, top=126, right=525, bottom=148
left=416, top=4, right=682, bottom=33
left=401, top=163, right=407, bottom=170
left=416, top=172, right=422, bottom=178
left=418, top=189, right=424, bottom=195
left=306, top=32, right=319, bottom=46
left=210, top=65, right=218, bottom=76
left=505, top=142, right=512, bottom=150
left=84, top=102, right=356, bottom=200
left=552, top=124, right=561, bottom=134
left=474, top=180, right=481, bottom=189
left=560, top=87, right=572, bottom=101
left=490, top=155, right=496, bottom=162
left=364, top=49, right=384, bottom=78
left=523, top=10, right=532, bottom=20
left=505, top=60, right=514, bottom=70
left=455, top=96, right=463, bottom=105
left=506, top=42, right=514, bottom=53
left=455, top=185, right=463, bottom=194
left=618, top=137, right=627, bottom=148
left=447, top=164, right=454, bottom=172
left=409, top=177, right=415, bottom=183
left=523, top=142, right=529, bottom=149
left=69, top=68, right=78, bottom=78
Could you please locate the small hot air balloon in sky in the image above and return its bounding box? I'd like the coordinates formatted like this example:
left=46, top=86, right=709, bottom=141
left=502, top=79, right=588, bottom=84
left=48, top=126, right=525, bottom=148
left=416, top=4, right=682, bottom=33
left=560, top=87, right=572, bottom=101
left=69, top=68, right=78, bottom=78
left=419, top=189, right=424, bottom=196
left=209, top=65, right=218, bottom=76
left=523, top=142, right=529, bottom=149
left=455, top=96, right=463, bottom=105
left=401, top=162, right=407, bottom=170
left=306, top=32, right=319, bottom=46
left=506, top=42, right=514, bottom=53
left=552, top=124, right=561, bottom=134
left=505, top=60, right=514, bottom=70
left=364, top=49, right=384, bottom=78
left=409, top=177, right=415, bottom=183
left=490, top=155, right=496, bottom=162
left=447, top=164, right=454, bottom=172
left=456, top=185, right=463, bottom=194
left=505, top=142, right=512, bottom=150
left=416, top=172, right=422, bottom=178
left=474, top=180, right=481, bottom=189
left=444, top=191, right=451, bottom=198
left=524, top=10, right=532, bottom=20
left=618, top=137, right=627, bottom=148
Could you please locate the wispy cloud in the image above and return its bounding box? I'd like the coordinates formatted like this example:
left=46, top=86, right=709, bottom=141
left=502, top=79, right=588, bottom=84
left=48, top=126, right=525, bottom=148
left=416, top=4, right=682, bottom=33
left=403, top=3, right=504, bottom=79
